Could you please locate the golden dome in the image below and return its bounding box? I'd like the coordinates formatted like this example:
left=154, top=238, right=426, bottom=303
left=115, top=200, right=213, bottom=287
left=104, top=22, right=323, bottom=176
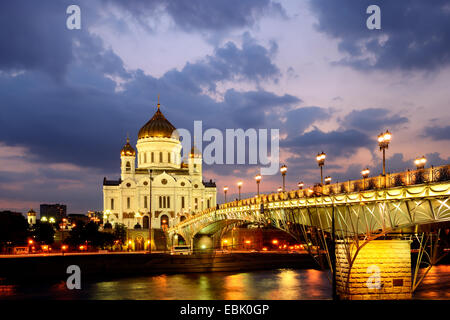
left=190, top=145, right=201, bottom=157
left=27, top=209, right=36, bottom=216
left=121, top=138, right=136, bottom=156
left=138, top=102, right=177, bottom=139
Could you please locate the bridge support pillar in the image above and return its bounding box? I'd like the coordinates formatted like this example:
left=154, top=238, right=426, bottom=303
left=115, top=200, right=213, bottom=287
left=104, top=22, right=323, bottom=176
left=336, top=240, right=412, bottom=300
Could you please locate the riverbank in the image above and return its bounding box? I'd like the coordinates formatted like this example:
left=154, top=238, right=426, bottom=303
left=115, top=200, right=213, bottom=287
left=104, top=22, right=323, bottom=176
left=0, top=252, right=318, bottom=283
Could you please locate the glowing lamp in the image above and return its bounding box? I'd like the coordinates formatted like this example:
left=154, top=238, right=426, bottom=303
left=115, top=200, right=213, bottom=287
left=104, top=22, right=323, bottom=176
left=414, top=156, right=427, bottom=169
left=361, top=168, right=370, bottom=178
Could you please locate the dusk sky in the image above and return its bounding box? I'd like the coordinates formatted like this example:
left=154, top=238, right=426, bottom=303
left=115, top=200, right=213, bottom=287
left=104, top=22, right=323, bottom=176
left=0, top=0, right=449, bottom=214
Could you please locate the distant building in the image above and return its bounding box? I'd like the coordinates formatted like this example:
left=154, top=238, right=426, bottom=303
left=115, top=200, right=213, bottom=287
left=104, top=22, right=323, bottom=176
left=67, top=213, right=90, bottom=226
left=88, top=211, right=103, bottom=224
left=27, top=209, right=37, bottom=225
left=103, top=100, right=217, bottom=231
left=40, top=204, right=67, bottom=221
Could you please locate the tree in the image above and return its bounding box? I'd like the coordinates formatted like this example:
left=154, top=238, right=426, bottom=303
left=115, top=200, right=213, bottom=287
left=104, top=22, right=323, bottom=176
left=33, top=221, right=56, bottom=244
left=113, top=223, right=127, bottom=245
left=66, top=221, right=118, bottom=249
left=65, top=220, right=86, bottom=247
left=0, top=211, right=29, bottom=251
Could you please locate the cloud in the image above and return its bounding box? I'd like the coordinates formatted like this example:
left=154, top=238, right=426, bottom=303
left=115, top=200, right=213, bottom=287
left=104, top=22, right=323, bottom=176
left=0, top=0, right=127, bottom=81
left=0, top=11, right=292, bottom=173
left=0, top=144, right=103, bottom=212
left=366, top=152, right=450, bottom=175
left=308, top=0, right=450, bottom=71
left=283, top=106, right=332, bottom=137
left=162, top=33, right=281, bottom=93
left=339, top=108, right=408, bottom=133
left=103, top=0, right=285, bottom=32
left=0, top=1, right=74, bottom=79
left=282, top=128, right=372, bottom=158
left=423, top=125, right=450, bottom=141
left=219, top=89, right=300, bottom=128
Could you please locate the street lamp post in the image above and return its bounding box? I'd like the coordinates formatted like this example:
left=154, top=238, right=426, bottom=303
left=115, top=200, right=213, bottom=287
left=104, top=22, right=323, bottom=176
left=280, top=165, right=287, bottom=191
left=377, top=130, right=392, bottom=176
left=255, top=174, right=262, bottom=197
left=316, top=152, right=326, bottom=185
left=231, top=227, right=235, bottom=252
left=223, top=186, right=228, bottom=203
left=361, top=168, right=370, bottom=190
left=331, top=205, right=337, bottom=300
left=237, top=181, right=243, bottom=200
left=414, top=156, right=427, bottom=170
left=148, top=169, right=153, bottom=254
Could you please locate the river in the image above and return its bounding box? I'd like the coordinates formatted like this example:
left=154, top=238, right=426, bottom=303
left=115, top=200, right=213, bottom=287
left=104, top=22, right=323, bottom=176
left=0, top=265, right=449, bottom=300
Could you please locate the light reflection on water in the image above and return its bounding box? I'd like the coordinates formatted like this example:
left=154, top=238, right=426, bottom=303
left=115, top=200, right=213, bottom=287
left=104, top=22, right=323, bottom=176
left=0, top=266, right=449, bottom=300
left=414, top=265, right=450, bottom=300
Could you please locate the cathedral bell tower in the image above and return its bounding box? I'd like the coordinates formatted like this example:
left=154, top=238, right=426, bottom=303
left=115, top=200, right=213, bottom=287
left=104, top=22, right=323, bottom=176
left=27, top=209, right=37, bottom=225
left=120, top=137, right=136, bottom=180
left=188, top=145, right=202, bottom=176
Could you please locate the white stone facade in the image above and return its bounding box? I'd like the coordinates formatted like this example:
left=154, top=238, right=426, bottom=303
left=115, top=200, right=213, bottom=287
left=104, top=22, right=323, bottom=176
left=102, top=106, right=216, bottom=231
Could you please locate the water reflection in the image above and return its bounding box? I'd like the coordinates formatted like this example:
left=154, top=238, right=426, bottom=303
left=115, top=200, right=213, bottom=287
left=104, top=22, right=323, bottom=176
left=0, top=266, right=448, bottom=300
left=223, top=273, right=247, bottom=300
left=414, top=265, right=450, bottom=300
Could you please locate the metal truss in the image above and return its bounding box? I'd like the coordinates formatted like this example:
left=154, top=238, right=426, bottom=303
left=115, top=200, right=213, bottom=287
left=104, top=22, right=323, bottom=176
left=167, top=182, right=450, bottom=291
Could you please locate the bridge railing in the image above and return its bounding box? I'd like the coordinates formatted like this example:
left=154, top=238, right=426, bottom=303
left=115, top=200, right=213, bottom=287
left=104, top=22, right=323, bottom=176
left=177, top=164, right=449, bottom=226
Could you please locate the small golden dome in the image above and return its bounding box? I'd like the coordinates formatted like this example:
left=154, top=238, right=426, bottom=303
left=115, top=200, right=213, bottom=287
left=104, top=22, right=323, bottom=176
left=27, top=209, right=36, bottom=216
left=121, top=138, right=136, bottom=156
left=138, top=101, right=177, bottom=139
left=190, top=145, right=201, bottom=157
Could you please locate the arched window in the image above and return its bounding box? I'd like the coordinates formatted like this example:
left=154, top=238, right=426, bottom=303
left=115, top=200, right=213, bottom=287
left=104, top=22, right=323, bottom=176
left=127, top=197, right=131, bottom=209
left=168, top=152, right=171, bottom=163
left=159, top=152, right=163, bottom=162
left=144, top=153, right=147, bottom=163
left=151, top=152, right=154, bottom=162
left=126, top=161, right=131, bottom=172
left=160, top=214, right=169, bottom=230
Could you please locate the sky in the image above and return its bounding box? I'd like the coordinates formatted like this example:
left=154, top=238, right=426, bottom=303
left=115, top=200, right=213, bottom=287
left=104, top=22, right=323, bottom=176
left=0, top=0, right=449, bottom=214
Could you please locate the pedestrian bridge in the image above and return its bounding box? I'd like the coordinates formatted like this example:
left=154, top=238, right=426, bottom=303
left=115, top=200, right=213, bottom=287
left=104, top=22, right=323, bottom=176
left=167, top=165, right=450, bottom=245
left=167, top=165, right=450, bottom=298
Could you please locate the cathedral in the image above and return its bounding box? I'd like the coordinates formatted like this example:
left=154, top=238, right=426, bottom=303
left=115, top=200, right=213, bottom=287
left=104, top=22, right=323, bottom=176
left=103, top=99, right=216, bottom=249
